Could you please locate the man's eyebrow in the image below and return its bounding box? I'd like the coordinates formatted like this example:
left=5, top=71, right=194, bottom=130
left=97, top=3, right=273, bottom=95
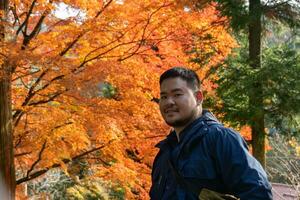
left=171, top=88, right=183, bottom=92
left=160, top=88, right=183, bottom=95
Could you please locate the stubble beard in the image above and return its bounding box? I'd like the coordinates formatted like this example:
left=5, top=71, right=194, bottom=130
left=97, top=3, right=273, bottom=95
left=165, top=109, right=198, bottom=129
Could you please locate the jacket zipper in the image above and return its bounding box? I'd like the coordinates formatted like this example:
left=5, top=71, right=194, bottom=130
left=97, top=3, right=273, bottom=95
left=158, top=175, right=162, bottom=185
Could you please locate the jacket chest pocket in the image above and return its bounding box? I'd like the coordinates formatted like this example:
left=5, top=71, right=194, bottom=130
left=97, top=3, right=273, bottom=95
left=180, top=158, right=217, bottom=180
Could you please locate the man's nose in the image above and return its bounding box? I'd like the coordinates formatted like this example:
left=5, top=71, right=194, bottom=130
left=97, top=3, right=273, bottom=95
left=165, top=96, right=175, bottom=105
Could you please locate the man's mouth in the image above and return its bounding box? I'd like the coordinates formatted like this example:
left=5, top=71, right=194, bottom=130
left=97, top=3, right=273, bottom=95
left=164, top=109, right=179, bottom=114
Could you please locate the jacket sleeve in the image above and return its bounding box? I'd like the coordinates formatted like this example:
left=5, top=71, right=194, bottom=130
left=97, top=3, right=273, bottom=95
left=208, top=126, right=273, bottom=200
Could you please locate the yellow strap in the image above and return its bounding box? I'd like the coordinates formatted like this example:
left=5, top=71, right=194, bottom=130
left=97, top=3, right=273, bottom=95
left=199, top=188, right=239, bottom=200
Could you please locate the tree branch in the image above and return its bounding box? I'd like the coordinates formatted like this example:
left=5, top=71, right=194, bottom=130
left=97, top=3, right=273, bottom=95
left=13, top=69, right=49, bottom=121
left=94, top=0, right=114, bottom=18
left=27, top=91, right=65, bottom=106
left=22, top=9, right=49, bottom=49
left=10, top=4, right=20, bottom=26
left=12, top=69, right=41, bottom=81
left=16, top=0, right=37, bottom=36
left=50, top=122, right=73, bottom=133
left=15, top=151, right=32, bottom=158
left=57, top=0, right=114, bottom=57
left=59, top=32, right=84, bottom=57
left=16, top=140, right=115, bottom=184
left=118, top=2, right=171, bottom=61
left=26, top=140, right=47, bottom=178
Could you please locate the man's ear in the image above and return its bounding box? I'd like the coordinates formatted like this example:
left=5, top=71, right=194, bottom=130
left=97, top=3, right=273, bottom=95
left=195, top=91, right=203, bottom=104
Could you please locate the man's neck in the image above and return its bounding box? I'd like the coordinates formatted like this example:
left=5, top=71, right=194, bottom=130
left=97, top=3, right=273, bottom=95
left=174, top=109, right=202, bottom=142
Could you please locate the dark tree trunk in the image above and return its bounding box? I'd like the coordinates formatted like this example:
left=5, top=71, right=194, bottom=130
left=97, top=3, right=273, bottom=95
left=0, top=0, right=16, bottom=199
left=248, top=0, right=266, bottom=168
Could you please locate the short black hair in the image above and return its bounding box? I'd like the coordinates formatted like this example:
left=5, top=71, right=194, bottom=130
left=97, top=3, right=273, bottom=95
left=159, top=67, right=201, bottom=91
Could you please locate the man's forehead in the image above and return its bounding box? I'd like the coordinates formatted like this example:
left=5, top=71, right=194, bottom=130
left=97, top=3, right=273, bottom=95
left=160, top=78, right=188, bottom=92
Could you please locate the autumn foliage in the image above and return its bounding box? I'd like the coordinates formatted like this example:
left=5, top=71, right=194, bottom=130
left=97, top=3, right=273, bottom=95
left=0, top=0, right=236, bottom=199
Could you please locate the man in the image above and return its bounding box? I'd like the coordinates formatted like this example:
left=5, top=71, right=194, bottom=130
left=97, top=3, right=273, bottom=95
left=150, top=67, right=273, bottom=199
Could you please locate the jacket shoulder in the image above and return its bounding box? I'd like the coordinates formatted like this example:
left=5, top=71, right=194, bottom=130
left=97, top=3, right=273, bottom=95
left=205, top=124, right=244, bottom=140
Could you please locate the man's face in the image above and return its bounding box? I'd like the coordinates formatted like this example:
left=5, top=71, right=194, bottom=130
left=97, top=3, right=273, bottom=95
left=159, top=77, right=201, bottom=128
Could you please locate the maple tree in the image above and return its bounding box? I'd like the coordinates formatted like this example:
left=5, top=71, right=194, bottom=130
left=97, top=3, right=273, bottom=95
left=0, top=0, right=236, bottom=199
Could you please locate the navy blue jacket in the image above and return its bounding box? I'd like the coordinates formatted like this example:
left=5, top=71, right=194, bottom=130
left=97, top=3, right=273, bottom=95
left=150, top=110, right=273, bottom=200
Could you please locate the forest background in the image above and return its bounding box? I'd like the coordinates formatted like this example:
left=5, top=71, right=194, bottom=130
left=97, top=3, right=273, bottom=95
left=0, top=0, right=299, bottom=199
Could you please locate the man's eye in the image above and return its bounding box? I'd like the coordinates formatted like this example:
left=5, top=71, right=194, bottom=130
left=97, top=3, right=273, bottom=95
left=160, top=96, right=167, bottom=100
left=174, top=93, right=182, bottom=97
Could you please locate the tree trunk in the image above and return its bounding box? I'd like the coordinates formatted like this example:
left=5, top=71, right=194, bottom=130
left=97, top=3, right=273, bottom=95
left=248, top=0, right=266, bottom=168
left=0, top=0, right=16, bottom=199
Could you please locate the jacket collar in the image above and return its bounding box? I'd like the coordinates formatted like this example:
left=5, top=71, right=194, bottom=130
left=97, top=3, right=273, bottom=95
left=155, top=110, right=221, bottom=149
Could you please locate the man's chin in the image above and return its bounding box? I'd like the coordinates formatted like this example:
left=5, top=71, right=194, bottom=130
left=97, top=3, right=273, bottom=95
left=165, top=115, right=197, bottom=128
left=165, top=119, right=186, bottom=127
